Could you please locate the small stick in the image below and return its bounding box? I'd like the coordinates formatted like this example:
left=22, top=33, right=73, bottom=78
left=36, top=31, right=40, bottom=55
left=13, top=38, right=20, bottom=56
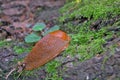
left=5, top=68, right=16, bottom=80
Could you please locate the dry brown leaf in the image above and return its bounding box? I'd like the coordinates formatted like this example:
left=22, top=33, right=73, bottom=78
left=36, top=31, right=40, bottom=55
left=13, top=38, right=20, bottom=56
left=3, top=8, right=25, bottom=16
left=1, top=1, right=29, bottom=9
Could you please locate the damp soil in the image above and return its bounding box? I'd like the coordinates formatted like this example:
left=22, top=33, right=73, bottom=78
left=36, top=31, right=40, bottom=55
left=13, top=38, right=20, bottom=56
left=62, top=37, right=120, bottom=80
left=0, top=0, right=120, bottom=80
left=0, top=0, right=65, bottom=80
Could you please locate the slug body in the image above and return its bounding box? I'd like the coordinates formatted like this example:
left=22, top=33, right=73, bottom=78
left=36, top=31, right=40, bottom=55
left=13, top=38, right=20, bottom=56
left=22, top=30, right=70, bottom=70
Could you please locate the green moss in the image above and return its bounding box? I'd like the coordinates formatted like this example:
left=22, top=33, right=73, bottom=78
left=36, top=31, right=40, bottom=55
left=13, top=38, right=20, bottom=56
left=58, top=0, right=119, bottom=62
left=13, top=46, right=32, bottom=54
left=65, top=27, right=112, bottom=61
left=60, top=0, right=120, bottom=22
left=45, top=60, right=62, bottom=80
left=45, top=71, right=63, bottom=80
left=0, top=40, right=12, bottom=47
left=12, top=70, right=38, bottom=80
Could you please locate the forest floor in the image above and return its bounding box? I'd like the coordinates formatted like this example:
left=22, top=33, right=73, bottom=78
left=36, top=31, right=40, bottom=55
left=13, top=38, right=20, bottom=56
left=0, top=0, right=120, bottom=80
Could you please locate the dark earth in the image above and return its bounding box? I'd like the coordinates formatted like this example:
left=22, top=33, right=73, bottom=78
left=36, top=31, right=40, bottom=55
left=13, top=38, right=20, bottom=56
left=0, top=0, right=120, bottom=80
left=63, top=37, right=120, bottom=80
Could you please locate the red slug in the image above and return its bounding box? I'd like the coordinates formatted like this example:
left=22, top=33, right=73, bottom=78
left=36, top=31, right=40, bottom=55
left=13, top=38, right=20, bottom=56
left=18, top=30, right=70, bottom=70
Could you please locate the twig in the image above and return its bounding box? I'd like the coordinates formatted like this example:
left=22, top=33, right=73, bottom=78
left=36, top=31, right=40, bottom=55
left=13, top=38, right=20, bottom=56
left=5, top=68, right=16, bottom=80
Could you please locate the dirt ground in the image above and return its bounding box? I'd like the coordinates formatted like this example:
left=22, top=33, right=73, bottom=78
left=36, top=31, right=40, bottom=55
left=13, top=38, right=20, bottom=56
left=0, top=0, right=120, bottom=80
left=63, top=37, right=120, bottom=80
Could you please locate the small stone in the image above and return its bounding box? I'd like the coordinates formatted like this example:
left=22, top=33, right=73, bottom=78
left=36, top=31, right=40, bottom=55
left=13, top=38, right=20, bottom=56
left=5, top=38, right=12, bottom=42
left=65, top=62, right=73, bottom=68
left=5, top=58, right=9, bottom=62
left=115, top=48, right=120, bottom=52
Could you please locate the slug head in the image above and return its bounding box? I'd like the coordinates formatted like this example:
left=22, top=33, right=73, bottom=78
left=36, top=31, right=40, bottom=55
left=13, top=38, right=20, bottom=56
left=49, top=30, right=70, bottom=41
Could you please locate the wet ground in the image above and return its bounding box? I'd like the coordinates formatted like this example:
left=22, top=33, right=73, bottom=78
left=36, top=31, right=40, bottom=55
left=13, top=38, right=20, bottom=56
left=0, top=0, right=65, bottom=80
left=0, top=0, right=120, bottom=80
left=63, top=37, right=120, bottom=80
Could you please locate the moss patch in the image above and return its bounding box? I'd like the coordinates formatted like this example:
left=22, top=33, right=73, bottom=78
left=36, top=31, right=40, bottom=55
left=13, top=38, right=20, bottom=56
left=60, top=0, right=120, bottom=21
